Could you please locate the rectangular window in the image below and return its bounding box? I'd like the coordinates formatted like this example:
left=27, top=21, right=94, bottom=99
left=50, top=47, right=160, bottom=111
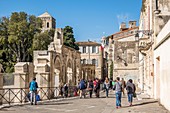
left=83, top=59, right=86, bottom=64
left=83, top=46, right=86, bottom=53
left=92, top=46, right=96, bottom=53
left=92, top=59, right=96, bottom=65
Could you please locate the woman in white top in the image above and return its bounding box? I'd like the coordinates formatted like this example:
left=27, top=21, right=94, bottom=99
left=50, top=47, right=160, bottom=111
left=104, top=77, right=110, bottom=98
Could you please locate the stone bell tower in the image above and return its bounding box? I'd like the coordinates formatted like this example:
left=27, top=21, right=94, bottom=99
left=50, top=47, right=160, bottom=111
left=38, top=12, right=56, bottom=31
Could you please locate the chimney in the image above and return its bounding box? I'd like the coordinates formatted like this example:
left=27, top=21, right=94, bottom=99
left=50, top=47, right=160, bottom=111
left=129, top=21, right=136, bottom=28
left=119, top=22, right=126, bottom=31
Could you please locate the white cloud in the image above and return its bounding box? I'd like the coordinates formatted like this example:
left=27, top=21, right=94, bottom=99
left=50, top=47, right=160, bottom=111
left=116, top=13, right=130, bottom=26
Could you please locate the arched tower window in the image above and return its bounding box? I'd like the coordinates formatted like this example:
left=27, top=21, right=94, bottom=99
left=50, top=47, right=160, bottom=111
left=47, top=22, right=49, bottom=28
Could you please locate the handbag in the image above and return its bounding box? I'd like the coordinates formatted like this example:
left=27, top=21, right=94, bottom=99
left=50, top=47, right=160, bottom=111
left=133, top=92, right=137, bottom=98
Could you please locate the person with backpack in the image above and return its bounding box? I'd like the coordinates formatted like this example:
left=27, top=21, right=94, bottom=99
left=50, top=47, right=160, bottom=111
left=29, top=77, right=38, bottom=105
left=95, top=78, right=100, bottom=98
left=79, top=79, right=86, bottom=98
left=113, top=77, right=122, bottom=109
left=126, top=79, right=136, bottom=106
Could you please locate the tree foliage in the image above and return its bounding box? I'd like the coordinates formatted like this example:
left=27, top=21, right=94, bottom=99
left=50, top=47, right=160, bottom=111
left=0, top=12, right=42, bottom=72
left=33, top=29, right=54, bottom=50
left=63, top=26, right=79, bottom=50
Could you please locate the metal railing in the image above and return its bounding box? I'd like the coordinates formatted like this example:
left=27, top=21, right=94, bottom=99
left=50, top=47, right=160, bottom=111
left=0, top=86, right=77, bottom=105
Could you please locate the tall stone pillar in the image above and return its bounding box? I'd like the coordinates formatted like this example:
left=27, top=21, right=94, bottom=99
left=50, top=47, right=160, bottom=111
left=14, top=62, right=30, bottom=103
left=35, top=62, right=51, bottom=99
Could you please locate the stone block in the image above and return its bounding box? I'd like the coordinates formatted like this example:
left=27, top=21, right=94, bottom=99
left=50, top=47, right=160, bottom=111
left=36, top=64, right=50, bottom=73
left=15, top=62, right=28, bottom=73
left=37, top=58, right=49, bottom=64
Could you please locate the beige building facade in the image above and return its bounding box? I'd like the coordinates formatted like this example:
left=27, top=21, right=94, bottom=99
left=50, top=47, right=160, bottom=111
left=138, top=0, right=154, bottom=97
left=139, top=0, right=170, bottom=111
left=76, top=41, right=104, bottom=79
left=107, top=21, right=139, bottom=83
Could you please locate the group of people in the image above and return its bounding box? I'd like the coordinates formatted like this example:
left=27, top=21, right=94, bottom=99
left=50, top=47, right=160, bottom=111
left=78, top=78, right=101, bottom=98
left=104, top=77, right=136, bottom=108
left=28, top=76, right=136, bottom=109
left=77, top=77, right=136, bottom=109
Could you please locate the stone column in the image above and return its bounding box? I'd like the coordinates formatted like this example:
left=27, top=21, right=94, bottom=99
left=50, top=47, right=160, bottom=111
left=36, top=64, right=51, bottom=99
left=14, top=62, right=29, bottom=103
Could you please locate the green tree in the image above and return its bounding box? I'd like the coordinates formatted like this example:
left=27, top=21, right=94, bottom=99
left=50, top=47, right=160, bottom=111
left=33, top=30, right=54, bottom=50
left=63, top=26, right=79, bottom=50
left=0, top=12, right=42, bottom=72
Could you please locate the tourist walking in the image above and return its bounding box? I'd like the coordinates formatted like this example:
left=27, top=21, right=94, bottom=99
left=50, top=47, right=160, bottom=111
left=63, top=83, right=68, bottom=98
left=88, top=79, right=94, bottom=98
left=104, top=77, right=110, bottom=98
left=126, top=79, right=136, bottom=106
left=113, top=77, right=122, bottom=109
left=29, top=77, right=38, bottom=105
left=94, top=78, right=100, bottom=98
left=121, top=78, right=126, bottom=95
left=79, top=79, right=86, bottom=98
left=109, top=78, right=113, bottom=89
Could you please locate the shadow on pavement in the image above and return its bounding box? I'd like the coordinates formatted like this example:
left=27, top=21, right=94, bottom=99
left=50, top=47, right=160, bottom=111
left=38, top=102, right=73, bottom=106
left=121, top=100, right=158, bottom=108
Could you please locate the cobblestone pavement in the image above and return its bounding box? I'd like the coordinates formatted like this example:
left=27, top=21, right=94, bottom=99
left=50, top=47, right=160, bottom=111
left=0, top=91, right=169, bottom=113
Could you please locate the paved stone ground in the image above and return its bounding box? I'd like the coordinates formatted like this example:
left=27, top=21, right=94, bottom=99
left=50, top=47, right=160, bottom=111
left=0, top=91, right=169, bottom=113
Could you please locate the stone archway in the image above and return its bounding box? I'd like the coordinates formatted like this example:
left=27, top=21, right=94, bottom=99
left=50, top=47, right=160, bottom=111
left=66, top=59, right=73, bottom=85
left=54, top=57, right=62, bottom=87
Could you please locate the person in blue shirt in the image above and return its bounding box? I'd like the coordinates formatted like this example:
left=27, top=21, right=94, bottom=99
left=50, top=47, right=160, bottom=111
left=29, top=77, right=38, bottom=105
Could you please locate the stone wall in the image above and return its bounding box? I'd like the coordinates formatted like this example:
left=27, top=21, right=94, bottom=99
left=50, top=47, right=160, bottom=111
left=113, top=38, right=139, bottom=83
left=154, top=20, right=170, bottom=111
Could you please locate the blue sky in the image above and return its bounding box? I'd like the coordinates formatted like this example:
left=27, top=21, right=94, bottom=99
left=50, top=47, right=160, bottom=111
left=0, top=0, right=142, bottom=42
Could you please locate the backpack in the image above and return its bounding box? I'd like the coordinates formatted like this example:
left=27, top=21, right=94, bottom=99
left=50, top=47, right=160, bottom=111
left=30, top=81, right=37, bottom=91
left=79, top=81, right=85, bottom=90
left=36, top=94, right=40, bottom=101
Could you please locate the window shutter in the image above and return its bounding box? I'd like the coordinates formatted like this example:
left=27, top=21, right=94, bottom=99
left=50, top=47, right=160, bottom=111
left=86, top=46, right=88, bottom=53
left=90, top=59, right=92, bottom=64
left=96, top=46, right=99, bottom=53
left=90, top=46, right=92, bottom=53
left=80, top=46, right=82, bottom=53
left=96, top=59, right=98, bottom=67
